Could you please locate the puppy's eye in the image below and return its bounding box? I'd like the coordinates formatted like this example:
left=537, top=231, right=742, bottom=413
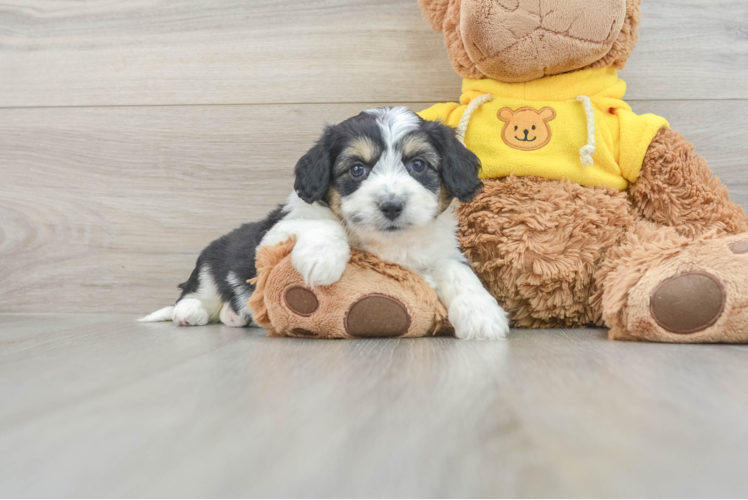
left=532, top=125, right=536, bottom=130
left=408, top=158, right=426, bottom=173
left=351, top=164, right=366, bottom=177
left=514, top=126, right=518, bottom=131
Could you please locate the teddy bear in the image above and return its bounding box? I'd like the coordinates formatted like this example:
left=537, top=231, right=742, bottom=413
left=415, top=0, right=748, bottom=342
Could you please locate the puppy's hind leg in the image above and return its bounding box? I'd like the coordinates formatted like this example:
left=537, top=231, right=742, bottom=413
left=172, top=265, right=224, bottom=326
left=219, top=303, right=251, bottom=327
left=218, top=272, right=254, bottom=327
left=172, top=298, right=211, bottom=326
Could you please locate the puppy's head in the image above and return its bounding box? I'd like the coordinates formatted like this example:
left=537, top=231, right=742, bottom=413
left=294, top=107, right=481, bottom=236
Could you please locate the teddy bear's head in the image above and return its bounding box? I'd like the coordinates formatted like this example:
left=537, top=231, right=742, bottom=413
left=419, top=0, right=642, bottom=83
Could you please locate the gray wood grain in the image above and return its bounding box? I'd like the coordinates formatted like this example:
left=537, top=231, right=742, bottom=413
left=1, top=0, right=748, bottom=107
left=1, top=314, right=748, bottom=497
left=0, top=0, right=460, bottom=107
left=1, top=100, right=746, bottom=314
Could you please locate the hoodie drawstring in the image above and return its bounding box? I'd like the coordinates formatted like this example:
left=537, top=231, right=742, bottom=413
left=574, top=95, right=596, bottom=167
left=455, top=93, right=494, bottom=146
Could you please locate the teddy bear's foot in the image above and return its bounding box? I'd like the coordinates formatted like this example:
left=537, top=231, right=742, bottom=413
left=608, top=234, right=748, bottom=343
left=249, top=240, right=453, bottom=339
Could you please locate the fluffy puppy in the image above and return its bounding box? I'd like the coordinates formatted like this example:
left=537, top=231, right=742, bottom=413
left=141, top=107, right=509, bottom=339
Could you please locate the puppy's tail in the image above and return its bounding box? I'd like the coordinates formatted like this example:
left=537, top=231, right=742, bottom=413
left=137, top=305, right=174, bottom=323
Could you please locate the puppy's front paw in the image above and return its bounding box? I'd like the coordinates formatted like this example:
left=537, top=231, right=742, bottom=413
left=449, top=295, right=510, bottom=340
left=291, top=240, right=351, bottom=287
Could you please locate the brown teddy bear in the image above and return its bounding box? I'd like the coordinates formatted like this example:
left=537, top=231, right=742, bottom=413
left=417, top=0, right=748, bottom=342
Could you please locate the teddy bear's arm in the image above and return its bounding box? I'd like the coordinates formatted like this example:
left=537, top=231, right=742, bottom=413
left=418, top=102, right=464, bottom=128
left=629, top=128, right=748, bottom=239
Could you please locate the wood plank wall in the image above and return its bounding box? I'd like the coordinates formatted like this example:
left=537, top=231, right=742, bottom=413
left=1, top=0, right=747, bottom=314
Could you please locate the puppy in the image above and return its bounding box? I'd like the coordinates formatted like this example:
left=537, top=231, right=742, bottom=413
left=141, top=107, right=509, bottom=339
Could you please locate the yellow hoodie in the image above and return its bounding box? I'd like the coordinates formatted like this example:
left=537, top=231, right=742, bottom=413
left=419, top=68, right=669, bottom=191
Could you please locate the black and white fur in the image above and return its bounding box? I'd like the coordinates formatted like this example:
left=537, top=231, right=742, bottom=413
left=141, top=107, right=509, bottom=339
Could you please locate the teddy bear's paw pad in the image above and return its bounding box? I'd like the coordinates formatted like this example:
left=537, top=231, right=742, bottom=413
left=284, top=286, right=319, bottom=316
left=729, top=241, right=748, bottom=255
left=651, top=271, right=726, bottom=334
left=344, top=294, right=411, bottom=338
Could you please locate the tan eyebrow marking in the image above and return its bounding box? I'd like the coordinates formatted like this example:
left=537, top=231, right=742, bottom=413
left=342, top=136, right=378, bottom=164
left=401, top=134, right=434, bottom=159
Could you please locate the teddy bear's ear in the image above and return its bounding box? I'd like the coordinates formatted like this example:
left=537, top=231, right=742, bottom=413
left=497, top=108, right=514, bottom=123
left=418, top=0, right=451, bottom=32
left=418, top=0, right=485, bottom=79
left=441, top=1, right=486, bottom=80
left=539, top=107, right=557, bottom=122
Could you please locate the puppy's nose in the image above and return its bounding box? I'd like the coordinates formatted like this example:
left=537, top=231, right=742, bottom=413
left=380, top=201, right=404, bottom=221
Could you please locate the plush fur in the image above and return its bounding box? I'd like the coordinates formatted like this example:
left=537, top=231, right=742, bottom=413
left=629, top=128, right=748, bottom=239
left=459, top=175, right=633, bottom=328
left=420, top=0, right=748, bottom=342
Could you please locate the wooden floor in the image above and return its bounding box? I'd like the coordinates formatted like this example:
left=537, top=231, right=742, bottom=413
left=1, top=314, right=748, bottom=498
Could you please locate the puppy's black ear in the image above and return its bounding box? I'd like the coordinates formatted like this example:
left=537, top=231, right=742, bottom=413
left=294, top=129, right=334, bottom=204
left=424, top=120, right=483, bottom=202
